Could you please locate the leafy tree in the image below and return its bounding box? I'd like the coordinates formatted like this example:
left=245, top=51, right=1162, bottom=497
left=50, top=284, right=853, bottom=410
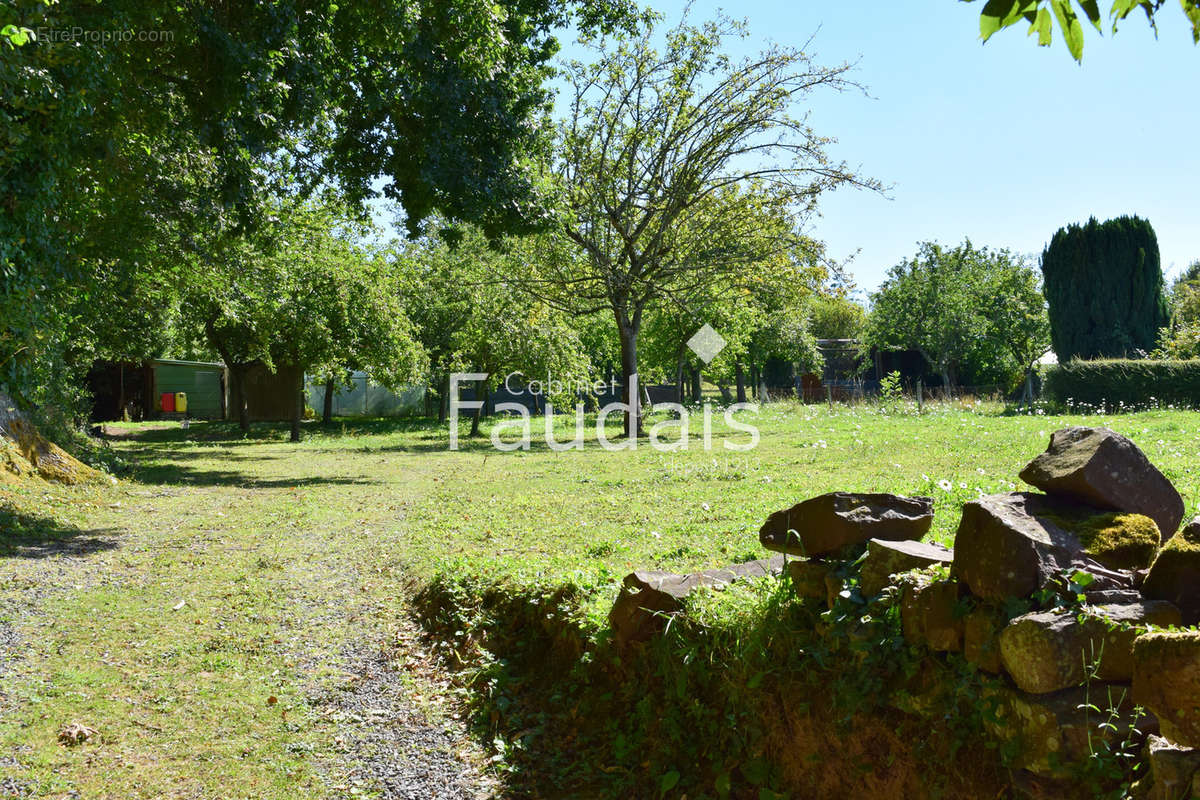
left=184, top=198, right=426, bottom=440
left=1041, top=215, right=1168, bottom=360
left=637, top=204, right=829, bottom=404
left=867, top=240, right=1048, bottom=392
left=532, top=14, right=876, bottom=435
left=1154, top=260, right=1200, bottom=358
left=0, top=0, right=635, bottom=427
left=401, top=227, right=591, bottom=435
left=1174, top=259, right=1200, bottom=288
left=737, top=246, right=833, bottom=400
left=966, top=0, right=1200, bottom=61
left=808, top=294, right=868, bottom=340
left=977, top=258, right=1052, bottom=403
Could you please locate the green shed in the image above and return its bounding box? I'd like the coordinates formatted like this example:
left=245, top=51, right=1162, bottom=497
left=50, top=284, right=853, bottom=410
left=151, top=359, right=225, bottom=419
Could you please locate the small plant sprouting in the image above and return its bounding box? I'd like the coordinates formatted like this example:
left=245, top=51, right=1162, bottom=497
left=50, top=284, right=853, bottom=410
left=1075, top=640, right=1146, bottom=796
left=878, top=371, right=904, bottom=414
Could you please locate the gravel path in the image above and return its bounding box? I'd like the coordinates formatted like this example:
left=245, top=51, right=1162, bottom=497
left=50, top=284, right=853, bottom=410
left=310, top=625, right=497, bottom=800
left=0, top=519, right=497, bottom=800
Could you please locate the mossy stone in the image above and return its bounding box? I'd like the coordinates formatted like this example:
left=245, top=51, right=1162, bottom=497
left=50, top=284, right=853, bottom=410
left=787, top=559, right=830, bottom=602
left=963, top=604, right=1006, bottom=673
left=1042, top=509, right=1161, bottom=570
left=1143, top=519, right=1200, bottom=625
left=1001, top=602, right=1181, bottom=694
left=899, top=572, right=963, bottom=652
left=1133, top=631, right=1200, bottom=747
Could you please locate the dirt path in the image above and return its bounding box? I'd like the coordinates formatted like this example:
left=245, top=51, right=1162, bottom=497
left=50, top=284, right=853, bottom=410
left=0, top=438, right=497, bottom=799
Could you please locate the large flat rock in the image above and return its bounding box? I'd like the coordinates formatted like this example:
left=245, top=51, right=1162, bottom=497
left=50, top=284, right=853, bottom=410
left=609, top=556, right=784, bottom=646
left=952, top=492, right=1139, bottom=602
left=860, top=538, right=953, bottom=597
left=1020, top=426, right=1184, bottom=540
left=759, top=492, right=933, bottom=557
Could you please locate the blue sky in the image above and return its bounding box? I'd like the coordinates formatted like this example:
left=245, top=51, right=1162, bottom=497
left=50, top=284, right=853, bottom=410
left=554, top=0, right=1200, bottom=296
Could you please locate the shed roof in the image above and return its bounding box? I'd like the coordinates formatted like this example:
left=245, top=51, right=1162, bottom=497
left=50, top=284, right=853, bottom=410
left=150, top=358, right=225, bottom=369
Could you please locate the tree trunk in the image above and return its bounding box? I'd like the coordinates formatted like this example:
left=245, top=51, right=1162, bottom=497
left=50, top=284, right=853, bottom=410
left=617, top=321, right=642, bottom=437
left=229, top=365, right=249, bottom=433
left=470, top=376, right=489, bottom=437
left=691, top=367, right=702, bottom=404
left=675, top=358, right=685, bottom=405
left=735, top=360, right=746, bottom=403
left=941, top=368, right=953, bottom=400
left=290, top=370, right=303, bottom=442
left=438, top=373, right=449, bottom=423
left=206, top=324, right=249, bottom=432
left=117, top=364, right=127, bottom=421
left=322, top=379, right=335, bottom=425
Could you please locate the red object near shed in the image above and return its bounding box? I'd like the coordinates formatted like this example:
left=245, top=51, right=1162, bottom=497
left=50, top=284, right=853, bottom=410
left=160, top=392, right=176, bottom=413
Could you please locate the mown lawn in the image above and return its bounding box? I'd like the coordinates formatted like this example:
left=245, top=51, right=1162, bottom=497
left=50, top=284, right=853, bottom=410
left=1, top=402, right=1199, bottom=798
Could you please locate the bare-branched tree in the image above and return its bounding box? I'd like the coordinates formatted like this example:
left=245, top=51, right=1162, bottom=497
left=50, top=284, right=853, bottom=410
left=528, top=14, right=880, bottom=435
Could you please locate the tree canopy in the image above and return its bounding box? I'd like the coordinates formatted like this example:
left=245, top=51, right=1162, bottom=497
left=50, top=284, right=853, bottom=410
left=966, top=0, right=1200, bottom=61
left=529, top=13, right=876, bottom=434
left=867, top=240, right=1049, bottom=391
left=1154, top=259, right=1200, bottom=358
left=181, top=198, right=425, bottom=440
left=399, top=225, right=591, bottom=433
left=1041, top=215, right=1168, bottom=360
left=0, top=0, right=637, bottom=421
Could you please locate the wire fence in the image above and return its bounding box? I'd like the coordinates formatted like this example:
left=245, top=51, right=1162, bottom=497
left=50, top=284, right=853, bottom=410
left=305, top=374, right=426, bottom=417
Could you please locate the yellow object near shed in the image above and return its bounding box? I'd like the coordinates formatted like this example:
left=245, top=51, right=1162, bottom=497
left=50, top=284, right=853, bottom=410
left=174, top=392, right=187, bottom=414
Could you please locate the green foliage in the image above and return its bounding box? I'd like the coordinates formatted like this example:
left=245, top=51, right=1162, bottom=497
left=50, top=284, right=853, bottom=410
left=0, top=0, right=636, bottom=427
left=967, top=0, right=1200, bottom=61
left=879, top=370, right=904, bottom=413
left=541, top=11, right=875, bottom=431
left=1041, top=215, right=1168, bottom=360
left=1043, top=358, right=1200, bottom=409
left=1155, top=260, right=1200, bottom=358
left=181, top=196, right=427, bottom=436
left=414, top=542, right=1017, bottom=797
left=399, top=225, right=592, bottom=413
left=808, top=294, right=868, bottom=340
left=867, top=240, right=1049, bottom=389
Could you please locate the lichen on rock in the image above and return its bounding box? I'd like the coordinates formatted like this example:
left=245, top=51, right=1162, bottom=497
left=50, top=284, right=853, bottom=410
left=0, top=393, right=103, bottom=485
left=1142, top=519, right=1200, bottom=625
left=1133, top=630, right=1200, bottom=747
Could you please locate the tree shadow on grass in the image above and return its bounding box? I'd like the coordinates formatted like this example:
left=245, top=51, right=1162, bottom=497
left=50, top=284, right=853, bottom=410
left=0, top=507, right=119, bottom=559
left=124, top=461, right=382, bottom=488
left=106, top=417, right=447, bottom=445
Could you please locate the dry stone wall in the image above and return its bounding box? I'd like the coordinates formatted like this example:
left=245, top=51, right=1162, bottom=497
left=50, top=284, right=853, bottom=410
left=607, top=426, right=1200, bottom=796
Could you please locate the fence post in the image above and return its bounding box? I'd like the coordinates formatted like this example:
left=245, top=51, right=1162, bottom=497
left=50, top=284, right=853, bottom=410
left=916, top=379, right=923, bottom=413
left=826, top=384, right=832, bottom=409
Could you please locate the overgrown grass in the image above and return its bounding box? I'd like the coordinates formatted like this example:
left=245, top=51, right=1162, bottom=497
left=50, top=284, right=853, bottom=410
left=1, top=401, right=1198, bottom=797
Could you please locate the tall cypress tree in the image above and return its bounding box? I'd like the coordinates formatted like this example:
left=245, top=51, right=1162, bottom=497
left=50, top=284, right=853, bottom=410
left=1041, top=215, right=1168, bottom=360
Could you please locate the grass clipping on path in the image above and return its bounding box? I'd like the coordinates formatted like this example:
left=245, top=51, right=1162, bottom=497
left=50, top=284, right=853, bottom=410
left=0, top=393, right=104, bottom=485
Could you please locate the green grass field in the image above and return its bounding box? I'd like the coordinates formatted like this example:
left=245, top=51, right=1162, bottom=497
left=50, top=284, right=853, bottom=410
left=2, top=402, right=1199, bottom=798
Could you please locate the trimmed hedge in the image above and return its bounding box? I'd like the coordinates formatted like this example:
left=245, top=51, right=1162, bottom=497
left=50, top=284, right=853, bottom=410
left=1043, top=359, right=1200, bottom=410
left=1042, top=216, right=1168, bottom=360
